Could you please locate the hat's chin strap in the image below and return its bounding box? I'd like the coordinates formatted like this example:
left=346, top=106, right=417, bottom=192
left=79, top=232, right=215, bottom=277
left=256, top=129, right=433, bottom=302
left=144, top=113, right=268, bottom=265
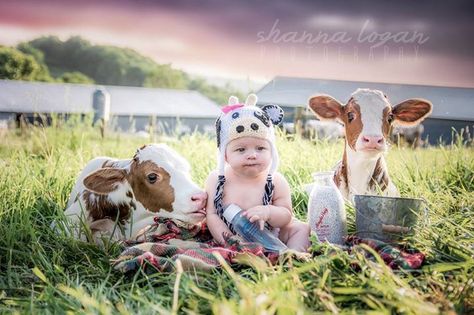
left=214, top=175, right=233, bottom=232
left=263, top=174, right=274, bottom=205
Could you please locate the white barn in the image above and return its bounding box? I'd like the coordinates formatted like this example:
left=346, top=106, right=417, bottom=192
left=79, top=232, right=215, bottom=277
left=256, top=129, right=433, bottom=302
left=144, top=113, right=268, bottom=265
left=0, top=79, right=221, bottom=134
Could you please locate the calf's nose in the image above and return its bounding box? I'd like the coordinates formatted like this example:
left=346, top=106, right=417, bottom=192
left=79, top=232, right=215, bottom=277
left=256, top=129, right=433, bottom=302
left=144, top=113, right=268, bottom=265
left=191, top=191, right=208, bottom=208
left=362, top=135, right=385, bottom=148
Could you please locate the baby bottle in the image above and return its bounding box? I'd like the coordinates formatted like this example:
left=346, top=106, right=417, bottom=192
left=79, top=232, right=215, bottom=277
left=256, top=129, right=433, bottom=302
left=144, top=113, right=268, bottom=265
left=223, top=204, right=288, bottom=253
left=307, top=171, right=347, bottom=244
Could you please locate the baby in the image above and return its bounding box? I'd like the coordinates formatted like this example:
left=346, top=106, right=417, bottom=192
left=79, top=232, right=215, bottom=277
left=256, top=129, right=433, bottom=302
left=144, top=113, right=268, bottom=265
left=205, top=94, right=310, bottom=252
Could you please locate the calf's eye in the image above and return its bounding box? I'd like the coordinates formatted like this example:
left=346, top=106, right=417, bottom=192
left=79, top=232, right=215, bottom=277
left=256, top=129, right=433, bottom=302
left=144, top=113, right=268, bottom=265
left=347, top=112, right=355, bottom=123
left=147, top=173, right=159, bottom=184
left=387, top=113, right=394, bottom=123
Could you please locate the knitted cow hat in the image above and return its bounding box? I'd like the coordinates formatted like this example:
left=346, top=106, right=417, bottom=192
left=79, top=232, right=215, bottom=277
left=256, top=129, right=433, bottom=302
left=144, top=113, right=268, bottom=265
left=215, top=94, right=284, bottom=176
left=213, top=94, right=284, bottom=230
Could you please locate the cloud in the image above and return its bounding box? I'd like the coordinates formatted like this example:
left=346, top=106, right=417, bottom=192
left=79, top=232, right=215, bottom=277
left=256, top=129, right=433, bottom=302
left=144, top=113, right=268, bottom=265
left=0, top=0, right=472, bottom=87
left=306, top=15, right=374, bottom=31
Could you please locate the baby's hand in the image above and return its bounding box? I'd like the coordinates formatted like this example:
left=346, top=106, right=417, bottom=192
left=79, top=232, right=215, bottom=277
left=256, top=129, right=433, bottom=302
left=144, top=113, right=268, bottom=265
left=242, top=206, right=270, bottom=230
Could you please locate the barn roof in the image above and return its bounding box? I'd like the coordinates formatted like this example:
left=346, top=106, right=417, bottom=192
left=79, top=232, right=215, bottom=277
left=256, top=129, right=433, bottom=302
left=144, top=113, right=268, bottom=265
left=256, top=76, right=474, bottom=121
left=0, top=79, right=220, bottom=118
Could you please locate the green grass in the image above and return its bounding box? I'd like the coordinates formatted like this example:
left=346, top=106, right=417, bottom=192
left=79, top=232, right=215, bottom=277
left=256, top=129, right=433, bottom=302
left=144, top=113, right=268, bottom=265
left=0, top=122, right=473, bottom=314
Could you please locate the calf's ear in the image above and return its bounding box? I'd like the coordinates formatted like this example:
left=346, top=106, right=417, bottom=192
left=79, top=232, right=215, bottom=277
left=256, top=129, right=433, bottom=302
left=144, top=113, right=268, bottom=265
left=83, top=168, right=127, bottom=195
left=308, top=95, right=344, bottom=122
left=392, top=99, right=432, bottom=126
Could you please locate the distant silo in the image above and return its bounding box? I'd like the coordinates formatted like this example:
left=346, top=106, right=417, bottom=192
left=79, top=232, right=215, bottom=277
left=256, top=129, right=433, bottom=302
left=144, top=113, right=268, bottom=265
left=92, top=88, right=110, bottom=125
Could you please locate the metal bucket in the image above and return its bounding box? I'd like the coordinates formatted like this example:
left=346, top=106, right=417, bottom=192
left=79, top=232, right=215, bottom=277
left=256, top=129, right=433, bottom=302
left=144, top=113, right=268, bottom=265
left=354, top=195, right=427, bottom=242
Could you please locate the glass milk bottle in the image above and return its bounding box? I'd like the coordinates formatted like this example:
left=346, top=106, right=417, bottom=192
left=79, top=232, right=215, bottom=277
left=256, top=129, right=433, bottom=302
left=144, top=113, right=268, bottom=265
left=307, top=171, right=347, bottom=244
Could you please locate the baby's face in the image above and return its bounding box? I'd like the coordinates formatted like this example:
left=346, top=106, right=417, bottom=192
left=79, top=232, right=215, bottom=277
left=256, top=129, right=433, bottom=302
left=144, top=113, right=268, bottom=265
left=225, top=137, right=271, bottom=177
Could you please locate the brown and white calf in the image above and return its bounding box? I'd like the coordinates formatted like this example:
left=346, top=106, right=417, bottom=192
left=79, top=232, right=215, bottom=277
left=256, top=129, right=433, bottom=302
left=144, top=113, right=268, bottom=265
left=64, top=143, right=207, bottom=242
left=309, top=88, right=432, bottom=200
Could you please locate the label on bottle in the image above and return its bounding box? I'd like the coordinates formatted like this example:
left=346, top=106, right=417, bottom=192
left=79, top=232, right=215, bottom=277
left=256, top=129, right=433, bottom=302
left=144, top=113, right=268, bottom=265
left=315, top=207, right=331, bottom=239
left=315, top=208, right=328, bottom=228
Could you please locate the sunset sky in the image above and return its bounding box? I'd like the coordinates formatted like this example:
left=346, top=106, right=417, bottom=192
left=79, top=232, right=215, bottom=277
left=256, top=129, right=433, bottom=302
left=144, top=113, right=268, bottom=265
left=0, top=0, right=473, bottom=88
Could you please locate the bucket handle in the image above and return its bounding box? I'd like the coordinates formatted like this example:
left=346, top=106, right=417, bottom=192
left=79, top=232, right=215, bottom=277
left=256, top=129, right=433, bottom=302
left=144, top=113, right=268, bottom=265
left=420, top=197, right=431, bottom=226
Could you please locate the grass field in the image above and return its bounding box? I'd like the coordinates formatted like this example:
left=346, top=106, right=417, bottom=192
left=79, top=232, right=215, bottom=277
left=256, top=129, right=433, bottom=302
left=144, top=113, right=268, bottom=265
left=0, top=121, right=473, bottom=314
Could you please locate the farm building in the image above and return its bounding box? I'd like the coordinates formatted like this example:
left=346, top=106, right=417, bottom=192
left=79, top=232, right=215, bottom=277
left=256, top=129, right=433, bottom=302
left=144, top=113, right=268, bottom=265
left=0, top=79, right=221, bottom=135
left=256, top=76, right=474, bottom=144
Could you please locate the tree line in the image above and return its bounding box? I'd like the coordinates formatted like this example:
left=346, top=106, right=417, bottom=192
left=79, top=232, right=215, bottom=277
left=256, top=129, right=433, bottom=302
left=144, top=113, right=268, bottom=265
left=0, top=36, right=244, bottom=104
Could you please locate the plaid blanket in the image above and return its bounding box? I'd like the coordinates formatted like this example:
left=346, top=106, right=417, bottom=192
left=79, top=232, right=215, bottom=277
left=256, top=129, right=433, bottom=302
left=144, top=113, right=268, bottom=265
left=111, top=218, right=425, bottom=273
left=345, top=235, right=425, bottom=270
left=112, top=218, right=279, bottom=273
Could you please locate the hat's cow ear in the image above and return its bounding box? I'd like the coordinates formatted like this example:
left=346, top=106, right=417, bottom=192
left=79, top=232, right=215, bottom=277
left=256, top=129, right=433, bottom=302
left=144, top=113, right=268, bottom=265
left=245, top=94, right=258, bottom=106
left=228, top=96, right=239, bottom=105
left=261, top=104, right=284, bottom=126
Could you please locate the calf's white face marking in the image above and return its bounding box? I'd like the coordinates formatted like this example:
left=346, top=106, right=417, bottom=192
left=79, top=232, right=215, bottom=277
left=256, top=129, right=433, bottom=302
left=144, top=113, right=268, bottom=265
left=351, top=89, right=390, bottom=152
